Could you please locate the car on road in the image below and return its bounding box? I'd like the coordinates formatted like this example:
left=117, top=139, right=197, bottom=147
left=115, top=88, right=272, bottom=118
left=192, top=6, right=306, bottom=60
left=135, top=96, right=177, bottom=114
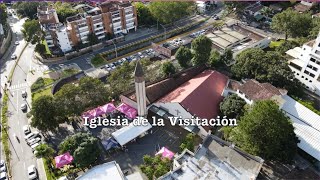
left=24, top=131, right=40, bottom=140
left=31, top=143, right=40, bottom=151
left=14, top=41, right=19, bottom=45
left=105, top=64, right=112, bottom=71
left=22, top=91, right=27, bottom=98
left=23, top=125, right=31, bottom=135
left=58, top=64, right=65, bottom=68
left=0, top=160, right=6, bottom=173
left=27, top=165, right=38, bottom=180
left=21, top=103, right=27, bottom=111
left=11, top=54, right=17, bottom=59
left=110, top=63, right=116, bottom=69
left=0, top=172, right=8, bottom=180
left=27, top=137, right=41, bottom=146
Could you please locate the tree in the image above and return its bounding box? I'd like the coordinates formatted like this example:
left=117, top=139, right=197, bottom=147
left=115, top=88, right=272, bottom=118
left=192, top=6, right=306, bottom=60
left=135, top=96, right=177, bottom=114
left=275, top=40, right=299, bottom=54
left=271, top=8, right=313, bottom=40
left=31, top=95, right=60, bottom=132
left=179, top=133, right=195, bottom=152
left=161, top=61, right=176, bottom=76
left=35, top=43, right=46, bottom=55
left=59, top=133, right=100, bottom=168
left=175, top=46, right=192, bottom=68
left=54, top=2, right=78, bottom=23
left=140, top=155, right=171, bottom=180
left=220, top=94, right=246, bottom=119
left=191, top=35, right=212, bottom=65
left=220, top=48, right=233, bottom=65
left=35, top=144, right=55, bottom=159
left=87, top=33, right=99, bottom=46
left=13, top=2, right=46, bottom=19
left=224, top=2, right=246, bottom=15
left=21, top=19, right=42, bottom=44
left=229, top=100, right=299, bottom=163
left=208, top=49, right=221, bottom=67
left=260, top=6, right=274, bottom=18
left=134, top=2, right=155, bottom=26
left=148, top=2, right=194, bottom=24
left=0, top=4, right=7, bottom=25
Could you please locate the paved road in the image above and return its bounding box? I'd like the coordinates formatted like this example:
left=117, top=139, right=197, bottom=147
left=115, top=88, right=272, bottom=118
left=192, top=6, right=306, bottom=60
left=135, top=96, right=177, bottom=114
left=1, top=12, right=46, bottom=180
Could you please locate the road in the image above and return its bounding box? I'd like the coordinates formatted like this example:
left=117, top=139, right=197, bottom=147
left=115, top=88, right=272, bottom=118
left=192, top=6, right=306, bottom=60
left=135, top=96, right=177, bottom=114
left=1, top=12, right=46, bottom=180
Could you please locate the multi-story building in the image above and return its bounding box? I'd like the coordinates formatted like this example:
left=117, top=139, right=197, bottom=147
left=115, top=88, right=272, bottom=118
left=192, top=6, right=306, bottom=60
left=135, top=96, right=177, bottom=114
left=66, top=2, right=138, bottom=46
left=37, top=6, right=72, bottom=53
left=286, top=32, right=320, bottom=95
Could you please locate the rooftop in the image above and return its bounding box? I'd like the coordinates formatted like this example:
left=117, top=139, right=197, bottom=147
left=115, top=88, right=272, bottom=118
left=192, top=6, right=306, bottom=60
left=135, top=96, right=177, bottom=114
left=66, top=14, right=85, bottom=22
left=160, top=135, right=264, bottom=180
left=76, top=161, right=125, bottom=180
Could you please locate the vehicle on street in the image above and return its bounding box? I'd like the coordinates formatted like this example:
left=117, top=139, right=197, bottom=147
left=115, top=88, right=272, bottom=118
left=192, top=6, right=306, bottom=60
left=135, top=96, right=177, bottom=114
left=27, top=165, right=38, bottom=180
left=0, top=161, right=6, bottom=172
left=21, top=103, right=27, bottom=111
left=58, top=64, right=65, bottom=68
left=105, top=64, right=112, bottom=71
left=0, top=172, right=8, bottom=180
left=27, top=137, right=41, bottom=146
left=24, top=131, right=40, bottom=140
left=23, top=125, right=31, bottom=135
left=11, top=54, right=17, bottom=59
left=110, top=63, right=116, bottom=69
left=31, top=143, right=40, bottom=150
left=22, top=91, right=27, bottom=98
left=14, top=41, right=19, bottom=45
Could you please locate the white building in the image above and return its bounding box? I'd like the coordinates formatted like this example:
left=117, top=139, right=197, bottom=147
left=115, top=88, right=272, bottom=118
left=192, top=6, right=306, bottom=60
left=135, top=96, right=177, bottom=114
left=0, top=24, right=4, bottom=36
left=286, top=32, right=320, bottom=95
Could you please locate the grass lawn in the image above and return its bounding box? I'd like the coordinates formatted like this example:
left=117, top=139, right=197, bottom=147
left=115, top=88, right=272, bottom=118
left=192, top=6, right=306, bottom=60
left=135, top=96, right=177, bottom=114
left=32, top=87, right=52, bottom=101
left=41, top=40, right=52, bottom=55
left=269, top=40, right=285, bottom=49
left=91, top=54, right=107, bottom=67
left=31, top=77, right=55, bottom=92
left=61, top=68, right=80, bottom=78
left=43, top=158, right=56, bottom=180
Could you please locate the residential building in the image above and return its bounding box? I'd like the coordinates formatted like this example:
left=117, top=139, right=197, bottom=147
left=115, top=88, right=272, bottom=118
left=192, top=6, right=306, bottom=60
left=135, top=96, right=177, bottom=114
left=294, top=0, right=316, bottom=13
left=37, top=6, right=72, bottom=53
left=223, top=79, right=320, bottom=163
left=286, top=32, right=320, bottom=95
left=67, top=2, right=137, bottom=46
left=159, top=135, right=264, bottom=180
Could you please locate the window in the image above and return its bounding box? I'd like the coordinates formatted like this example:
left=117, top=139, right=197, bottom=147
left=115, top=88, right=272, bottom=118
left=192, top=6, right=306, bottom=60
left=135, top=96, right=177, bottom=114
left=302, top=76, right=304, bottom=78
left=310, top=58, right=316, bottom=62
left=310, top=73, right=315, bottom=78
left=305, top=78, right=308, bottom=80
left=313, top=67, right=318, bottom=71
left=309, top=80, right=312, bottom=82
left=297, top=73, right=300, bottom=75
left=304, top=70, right=310, bottom=74
left=289, top=62, right=302, bottom=71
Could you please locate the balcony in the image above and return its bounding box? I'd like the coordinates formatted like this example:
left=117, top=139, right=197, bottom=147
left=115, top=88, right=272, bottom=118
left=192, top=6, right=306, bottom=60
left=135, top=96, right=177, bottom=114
left=95, top=31, right=104, bottom=36
left=125, top=13, right=133, bottom=19
left=98, top=35, right=105, bottom=39
left=93, top=20, right=103, bottom=25
left=126, top=22, right=134, bottom=28
left=113, top=21, right=121, bottom=28
left=79, top=25, right=89, bottom=31
left=94, top=26, right=104, bottom=31
left=80, top=30, right=89, bottom=36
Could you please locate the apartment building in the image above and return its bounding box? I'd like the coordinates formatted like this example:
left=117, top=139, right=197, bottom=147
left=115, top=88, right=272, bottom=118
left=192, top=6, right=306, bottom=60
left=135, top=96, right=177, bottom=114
left=286, top=32, right=320, bottom=95
left=37, top=6, right=72, bottom=53
left=66, top=2, right=137, bottom=46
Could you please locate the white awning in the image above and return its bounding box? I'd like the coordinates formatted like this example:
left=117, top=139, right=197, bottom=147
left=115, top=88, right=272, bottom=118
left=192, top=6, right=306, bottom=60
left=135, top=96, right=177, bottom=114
left=286, top=47, right=303, bottom=58
left=112, top=122, right=152, bottom=146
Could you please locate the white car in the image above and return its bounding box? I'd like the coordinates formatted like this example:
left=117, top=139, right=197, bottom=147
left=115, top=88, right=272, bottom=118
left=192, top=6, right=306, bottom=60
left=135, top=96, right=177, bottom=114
left=27, top=165, right=38, bottom=180
left=22, top=91, right=27, bottom=98
left=27, top=137, right=41, bottom=146
left=105, top=64, right=111, bottom=71
left=0, top=160, right=6, bottom=172
left=24, top=131, right=39, bottom=140
left=0, top=172, right=8, bottom=180
left=23, top=125, right=31, bottom=135
left=31, top=143, right=40, bottom=150
left=21, top=103, right=27, bottom=111
left=14, top=41, right=19, bottom=45
left=11, top=54, right=17, bottom=59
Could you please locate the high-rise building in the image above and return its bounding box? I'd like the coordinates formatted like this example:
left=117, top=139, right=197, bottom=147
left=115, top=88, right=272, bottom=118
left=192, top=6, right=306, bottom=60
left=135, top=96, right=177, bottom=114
left=286, top=31, right=320, bottom=95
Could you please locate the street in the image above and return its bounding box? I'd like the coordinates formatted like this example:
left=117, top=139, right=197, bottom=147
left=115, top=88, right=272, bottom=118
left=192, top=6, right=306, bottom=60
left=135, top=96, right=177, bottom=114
left=1, top=12, right=47, bottom=180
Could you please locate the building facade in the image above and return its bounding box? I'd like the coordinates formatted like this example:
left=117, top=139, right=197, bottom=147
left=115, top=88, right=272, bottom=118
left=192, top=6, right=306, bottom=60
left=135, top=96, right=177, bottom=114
left=286, top=32, right=320, bottom=95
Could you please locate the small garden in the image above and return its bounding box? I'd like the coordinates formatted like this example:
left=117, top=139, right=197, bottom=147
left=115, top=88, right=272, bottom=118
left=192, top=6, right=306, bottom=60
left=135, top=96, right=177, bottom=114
left=31, top=77, right=54, bottom=102
left=60, top=68, right=80, bottom=78
left=91, top=54, right=107, bottom=68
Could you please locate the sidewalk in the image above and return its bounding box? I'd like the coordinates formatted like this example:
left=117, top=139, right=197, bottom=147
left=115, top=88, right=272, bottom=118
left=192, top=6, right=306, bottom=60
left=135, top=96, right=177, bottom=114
left=37, top=159, right=47, bottom=180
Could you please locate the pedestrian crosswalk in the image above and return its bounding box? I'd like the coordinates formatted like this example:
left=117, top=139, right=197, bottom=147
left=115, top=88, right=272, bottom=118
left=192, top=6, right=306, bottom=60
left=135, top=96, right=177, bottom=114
left=8, top=82, right=28, bottom=90
left=31, top=65, right=49, bottom=72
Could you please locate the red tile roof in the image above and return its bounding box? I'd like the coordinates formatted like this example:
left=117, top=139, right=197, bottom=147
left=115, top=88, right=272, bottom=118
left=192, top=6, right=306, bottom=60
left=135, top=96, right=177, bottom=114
left=158, top=70, right=228, bottom=120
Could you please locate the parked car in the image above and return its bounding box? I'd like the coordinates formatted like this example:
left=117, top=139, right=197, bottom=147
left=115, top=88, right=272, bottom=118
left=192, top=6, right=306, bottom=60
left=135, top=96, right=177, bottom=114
left=14, top=41, right=19, bottom=45
left=23, top=125, right=31, bottom=135
left=0, top=161, right=6, bottom=173
left=27, top=165, right=38, bottom=180
left=21, top=103, right=27, bottom=112
left=0, top=172, right=8, bottom=180
left=105, top=64, right=112, bottom=71
left=24, top=131, right=40, bottom=140
left=11, top=54, right=17, bottom=59
left=31, top=143, right=40, bottom=150
left=27, top=137, right=41, bottom=146
left=22, top=91, right=27, bottom=98
left=110, top=63, right=116, bottom=69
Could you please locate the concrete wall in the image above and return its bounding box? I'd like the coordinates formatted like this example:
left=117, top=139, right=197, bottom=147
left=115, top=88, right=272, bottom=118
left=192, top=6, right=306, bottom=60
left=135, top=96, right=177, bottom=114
left=0, top=27, right=12, bottom=59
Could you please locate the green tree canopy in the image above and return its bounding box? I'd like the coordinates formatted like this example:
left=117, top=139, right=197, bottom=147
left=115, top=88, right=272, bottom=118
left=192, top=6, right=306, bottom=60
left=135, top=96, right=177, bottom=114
left=59, top=133, right=101, bottom=168
left=31, top=95, right=60, bottom=132
left=35, top=144, right=55, bottom=159
left=229, top=100, right=299, bottom=163
left=54, top=2, right=78, bottom=23
left=21, top=19, right=42, bottom=44
left=134, top=2, right=155, bottom=26
left=191, top=35, right=212, bottom=65
left=220, top=94, right=246, bottom=119
left=35, top=43, right=46, bottom=55
left=13, top=2, right=47, bottom=19
left=208, top=49, right=221, bottom=67
left=175, top=46, right=192, bottom=68
left=161, top=61, right=176, bottom=76
left=87, top=33, right=99, bottom=46
left=271, top=8, right=313, bottom=39
left=220, top=48, right=233, bottom=65
left=275, top=40, right=299, bottom=54
left=148, top=2, right=194, bottom=24
left=231, top=48, right=303, bottom=97
left=0, top=4, right=7, bottom=25
left=140, top=155, right=171, bottom=180
left=180, top=133, right=195, bottom=152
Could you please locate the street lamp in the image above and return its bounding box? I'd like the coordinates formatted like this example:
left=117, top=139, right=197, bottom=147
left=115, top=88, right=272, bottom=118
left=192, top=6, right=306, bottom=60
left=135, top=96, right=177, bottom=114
left=111, top=40, right=118, bottom=58
left=160, top=24, right=166, bottom=40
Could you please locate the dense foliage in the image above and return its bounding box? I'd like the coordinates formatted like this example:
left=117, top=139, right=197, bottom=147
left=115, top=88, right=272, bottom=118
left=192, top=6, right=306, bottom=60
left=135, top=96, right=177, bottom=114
left=180, top=133, right=195, bottom=152
left=191, top=35, right=212, bottom=65
left=175, top=46, right=192, bottom=68
left=140, top=155, right=171, bottom=180
left=53, top=2, right=78, bottom=23
left=13, top=2, right=47, bottom=19
left=161, top=61, right=176, bottom=76
left=21, top=19, right=42, bottom=44
left=229, top=100, right=299, bottom=163
left=35, top=144, right=55, bottom=159
left=220, top=94, right=246, bottom=119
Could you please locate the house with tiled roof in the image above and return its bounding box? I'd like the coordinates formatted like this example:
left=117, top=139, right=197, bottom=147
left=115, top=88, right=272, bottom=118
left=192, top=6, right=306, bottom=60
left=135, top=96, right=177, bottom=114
left=121, top=66, right=228, bottom=138
left=223, top=79, right=320, bottom=163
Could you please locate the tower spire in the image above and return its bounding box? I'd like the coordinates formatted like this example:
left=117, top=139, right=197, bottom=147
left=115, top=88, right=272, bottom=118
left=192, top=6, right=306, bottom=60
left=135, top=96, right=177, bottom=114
left=134, top=61, right=147, bottom=117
